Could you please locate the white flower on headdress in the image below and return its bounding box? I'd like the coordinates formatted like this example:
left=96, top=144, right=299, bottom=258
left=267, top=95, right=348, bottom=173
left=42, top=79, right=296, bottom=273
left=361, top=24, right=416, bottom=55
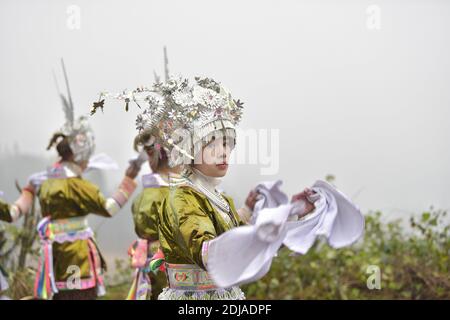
left=159, top=78, right=178, bottom=95
left=192, top=86, right=228, bottom=111
left=116, top=90, right=132, bottom=102
left=145, top=95, right=165, bottom=116
left=172, top=89, right=195, bottom=108
left=167, top=109, right=182, bottom=121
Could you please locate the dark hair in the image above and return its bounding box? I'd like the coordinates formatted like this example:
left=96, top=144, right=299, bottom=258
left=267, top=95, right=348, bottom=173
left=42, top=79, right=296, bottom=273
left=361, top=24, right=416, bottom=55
left=133, top=132, right=169, bottom=171
left=133, top=131, right=152, bottom=152
left=47, top=133, right=73, bottom=161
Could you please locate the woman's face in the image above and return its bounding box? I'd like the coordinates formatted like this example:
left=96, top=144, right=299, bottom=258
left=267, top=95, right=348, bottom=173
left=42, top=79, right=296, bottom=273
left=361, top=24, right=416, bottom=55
left=193, top=136, right=234, bottom=178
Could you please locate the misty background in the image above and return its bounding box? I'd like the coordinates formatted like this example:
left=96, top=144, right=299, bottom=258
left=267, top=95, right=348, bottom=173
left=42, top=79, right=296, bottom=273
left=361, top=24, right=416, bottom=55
left=0, top=0, right=449, bottom=266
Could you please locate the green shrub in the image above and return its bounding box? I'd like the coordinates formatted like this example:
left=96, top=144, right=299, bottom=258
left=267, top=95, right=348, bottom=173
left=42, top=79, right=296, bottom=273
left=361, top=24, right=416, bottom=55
left=242, top=209, right=449, bottom=299
left=2, top=209, right=448, bottom=300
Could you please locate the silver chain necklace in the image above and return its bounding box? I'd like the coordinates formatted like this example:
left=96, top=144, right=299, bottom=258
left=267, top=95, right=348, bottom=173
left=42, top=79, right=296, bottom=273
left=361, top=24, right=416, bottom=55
left=185, top=178, right=231, bottom=214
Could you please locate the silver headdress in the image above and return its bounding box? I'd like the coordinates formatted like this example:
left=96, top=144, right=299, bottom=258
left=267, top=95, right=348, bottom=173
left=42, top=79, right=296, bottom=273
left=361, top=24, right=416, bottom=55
left=52, top=58, right=95, bottom=162
left=166, top=76, right=244, bottom=166
left=91, top=49, right=243, bottom=167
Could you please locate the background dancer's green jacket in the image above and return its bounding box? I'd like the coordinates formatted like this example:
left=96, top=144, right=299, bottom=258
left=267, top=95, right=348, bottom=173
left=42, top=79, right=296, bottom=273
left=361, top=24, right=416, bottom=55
left=0, top=198, right=11, bottom=293
left=0, top=199, right=11, bottom=222
left=34, top=162, right=137, bottom=297
left=131, top=178, right=168, bottom=299
left=38, top=176, right=110, bottom=284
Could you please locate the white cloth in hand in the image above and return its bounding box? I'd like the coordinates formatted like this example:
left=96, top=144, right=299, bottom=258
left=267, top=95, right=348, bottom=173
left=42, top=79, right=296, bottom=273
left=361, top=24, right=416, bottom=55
left=205, top=180, right=364, bottom=288
left=251, top=180, right=289, bottom=223
left=206, top=203, right=295, bottom=288
left=85, top=153, right=119, bottom=172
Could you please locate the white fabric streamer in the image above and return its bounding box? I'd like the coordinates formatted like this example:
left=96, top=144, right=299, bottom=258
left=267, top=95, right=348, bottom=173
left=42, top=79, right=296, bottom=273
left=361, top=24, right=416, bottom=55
left=250, top=180, right=289, bottom=224
left=206, top=180, right=364, bottom=288
left=27, top=153, right=119, bottom=187
left=85, top=153, right=119, bottom=172
left=284, top=180, right=365, bottom=253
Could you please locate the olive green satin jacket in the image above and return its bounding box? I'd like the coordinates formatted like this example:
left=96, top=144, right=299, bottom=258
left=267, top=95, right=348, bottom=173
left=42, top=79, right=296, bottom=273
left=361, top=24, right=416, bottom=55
left=132, top=186, right=169, bottom=242
left=159, top=186, right=244, bottom=270
left=131, top=186, right=169, bottom=298
left=38, top=177, right=110, bottom=282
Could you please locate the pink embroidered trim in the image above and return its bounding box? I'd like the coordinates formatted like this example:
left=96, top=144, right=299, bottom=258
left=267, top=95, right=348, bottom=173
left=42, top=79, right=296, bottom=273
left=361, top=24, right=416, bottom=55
left=55, top=278, right=97, bottom=290
left=34, top=217, right=103, bottom=297
left=87, top=238, right=105, bottom=288
left=130, top=239, right=148, bottom=268
left=52, top=229, right=94, bottom=244
left=112, top=176, right=137, bottom=207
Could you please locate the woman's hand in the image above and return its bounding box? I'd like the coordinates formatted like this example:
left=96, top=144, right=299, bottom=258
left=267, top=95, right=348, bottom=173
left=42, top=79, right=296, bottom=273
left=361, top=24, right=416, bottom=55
left=291, top=188, right=316, bottom=218
left=125, top=162, right=140, bottom=179
left=245, top=190, right=259, bottom=211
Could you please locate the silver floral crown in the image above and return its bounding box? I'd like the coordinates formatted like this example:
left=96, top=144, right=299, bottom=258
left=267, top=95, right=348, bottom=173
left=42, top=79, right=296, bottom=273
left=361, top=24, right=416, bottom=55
left=91, top=76, right=243, bottom=166
left=59, top=116, right=95, bottom=163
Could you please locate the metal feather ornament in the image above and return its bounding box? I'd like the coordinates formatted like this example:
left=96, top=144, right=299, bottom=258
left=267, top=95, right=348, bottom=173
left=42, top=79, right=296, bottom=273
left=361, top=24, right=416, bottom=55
left=153, top=71, right=161, bottom=85
left=90, top=99, right=105, bottom=115
left=50, top=58, right=96, bottom=162
left=60, top=58, right=75, bottom=127
left=53, top=70, right=72, bottom=122
left=164, top=46, right=170, bottom=82
left=52, top=61, right=75, bottom=129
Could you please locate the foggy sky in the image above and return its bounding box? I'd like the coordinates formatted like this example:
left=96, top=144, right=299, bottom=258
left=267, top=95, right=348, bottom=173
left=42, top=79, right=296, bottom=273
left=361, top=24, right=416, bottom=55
left=0, top=0, right=449, bottom=260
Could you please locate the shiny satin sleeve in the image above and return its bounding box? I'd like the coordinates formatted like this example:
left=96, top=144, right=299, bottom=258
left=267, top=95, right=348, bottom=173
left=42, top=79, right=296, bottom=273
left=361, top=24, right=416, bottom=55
left=69, top=177, right=137, bottom=217
left=69, top=179, right=112, bottom=217
left=169, top=188, right=218, bottom=269
left=132, top=188, right=168, bottom=241
left=132, top=194, right=154, bottom=240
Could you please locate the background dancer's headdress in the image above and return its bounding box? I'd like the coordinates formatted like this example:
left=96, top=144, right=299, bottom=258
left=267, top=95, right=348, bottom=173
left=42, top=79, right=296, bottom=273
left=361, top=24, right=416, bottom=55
left=132, top=47, right=171, bottom=156
left=91, top=51, right=243, bottom=167
left=48, top=58, right=95, bottom=163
